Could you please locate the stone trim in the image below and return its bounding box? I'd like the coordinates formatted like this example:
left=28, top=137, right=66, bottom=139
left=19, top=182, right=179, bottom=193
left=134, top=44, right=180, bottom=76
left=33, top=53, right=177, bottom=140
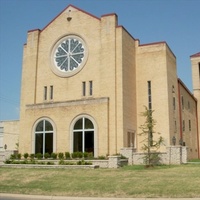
left=26, top=97, right=109, bottom=109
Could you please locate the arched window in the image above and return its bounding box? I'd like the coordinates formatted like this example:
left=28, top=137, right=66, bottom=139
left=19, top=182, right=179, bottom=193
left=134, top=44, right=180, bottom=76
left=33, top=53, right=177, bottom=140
left=35, top=120, right=53, bottom=155
left=73, top=117, right=94, bottom=155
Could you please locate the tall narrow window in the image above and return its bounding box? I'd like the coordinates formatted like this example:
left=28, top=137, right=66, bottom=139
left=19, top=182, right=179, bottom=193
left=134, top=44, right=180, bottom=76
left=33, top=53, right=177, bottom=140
left=147, top=81, right=152, bottom=110
left=147, top=81, right=153, bottom=145
left=127, top=132, right=135, bottom=147
left=82, top=82, right=86, bottom=96
left=44, top=86, right=47, bottom=100
left=173, top=97, right=176, bottom=110
left=199, top=63, right=200, bottom=80
left=50, top=85, right=53, bottom=100
left=181, top=96, right=184, bottom=110
left=73, top=117, right=94, bottom=154
left=188, top=101, right=190, bottom=110
left=0, top=127, right=4, bottom=149
left=189, top=120, right=191, bottom=131
left=35, top=120, right=53, bottom=155
left=182, top=120, right=185, bottom=132
left=174, top=121, right=177, bottom=132
left=89, top=81, right=93, bottom=96
left=172, top=85, right=175, bottom=93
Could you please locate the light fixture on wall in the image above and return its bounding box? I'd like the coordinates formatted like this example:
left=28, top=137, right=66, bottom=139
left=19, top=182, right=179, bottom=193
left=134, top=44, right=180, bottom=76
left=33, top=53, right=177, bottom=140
left=67, top=10, right=72, bottom=21
left=179, top=138, right=183, bottom=146
left=172, top=136, right=176, bottom=146
left=4, top=144, right=7, bottom=150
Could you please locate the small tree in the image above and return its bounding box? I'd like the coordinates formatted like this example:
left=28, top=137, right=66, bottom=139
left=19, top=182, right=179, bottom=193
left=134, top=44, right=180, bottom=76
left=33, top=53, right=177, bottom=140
left=139, top=106, right=164, bottom=167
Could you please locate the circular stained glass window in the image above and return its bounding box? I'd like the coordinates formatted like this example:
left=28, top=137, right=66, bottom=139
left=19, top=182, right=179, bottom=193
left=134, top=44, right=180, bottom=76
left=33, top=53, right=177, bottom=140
left=51, top=35, right=88, bottom=77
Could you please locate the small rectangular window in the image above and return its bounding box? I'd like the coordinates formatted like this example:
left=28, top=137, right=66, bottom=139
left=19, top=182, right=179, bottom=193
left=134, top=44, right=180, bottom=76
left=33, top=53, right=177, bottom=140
left=89, top=81, right=93, bottom=96
left=50, top=85, right=53, bottom=100
left=82, top=82, right=86, bottom=96
left=44, top=86, right=47, bottom=100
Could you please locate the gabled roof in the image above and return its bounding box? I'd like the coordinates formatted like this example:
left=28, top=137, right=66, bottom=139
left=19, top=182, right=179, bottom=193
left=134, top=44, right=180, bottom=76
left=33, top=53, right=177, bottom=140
left=190, top=52, right=200, bottom=58
left=178, top=78, right=197, bottom=102
left=28, top=4, right=100, bottom=33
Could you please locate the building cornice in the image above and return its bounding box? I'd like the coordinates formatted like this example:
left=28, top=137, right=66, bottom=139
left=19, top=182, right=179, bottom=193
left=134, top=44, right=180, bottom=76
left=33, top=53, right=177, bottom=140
left=26, top=97, right=109, bottom=110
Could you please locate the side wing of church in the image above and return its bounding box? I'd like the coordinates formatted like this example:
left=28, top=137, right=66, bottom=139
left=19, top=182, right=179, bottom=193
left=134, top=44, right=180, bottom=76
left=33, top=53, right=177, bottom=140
left=18, top=5, right=199, bottom=160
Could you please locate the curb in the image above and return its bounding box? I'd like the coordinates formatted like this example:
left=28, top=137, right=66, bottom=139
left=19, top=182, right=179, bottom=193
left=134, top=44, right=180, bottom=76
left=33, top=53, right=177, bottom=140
left=0, top=194, right=200, bottom=200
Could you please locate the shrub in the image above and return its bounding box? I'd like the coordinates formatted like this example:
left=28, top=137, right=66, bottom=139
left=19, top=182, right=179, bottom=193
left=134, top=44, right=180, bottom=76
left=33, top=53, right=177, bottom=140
left=37, top=161, right=45, bottom=165
left=4, top=159, right=12, bottom=164
left=51, top=152, right=57, bottom=159
left=71, top=152, right=77, bottom=158
left=17, top=153, right=21, bottom=159
left=59, top=160, right=75, bottom=165
left=87, top=152, right=94, bottom=159
left=23, top=153, right=29, bottom=159
left=10, top=154, right=16, bottom=160
left=98, top=155, right=106, bottom=160
left=30, top=159, right=36, bottom=164
left=59, top=159, right=65, bottom=165
left=83, top=152, right=88, bottom=158
left=30, top=154, right=35, bottom=159
left=72, top=152, right=83, bottom=159
left=44, top=153, right=50, bottom=159
left=65, top=152, right=71, bottom=159
left=35, top=153, right=43, bottom=160
left=58, top=152, right=64, bottom=160
left=47, top=161, right=54, bottom=165
left=77, top=160, right=92, bottom=165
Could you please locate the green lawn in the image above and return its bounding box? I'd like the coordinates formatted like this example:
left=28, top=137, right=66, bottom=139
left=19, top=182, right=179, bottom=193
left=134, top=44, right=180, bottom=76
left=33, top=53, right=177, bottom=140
left=0, top=164, right=200, bottom=198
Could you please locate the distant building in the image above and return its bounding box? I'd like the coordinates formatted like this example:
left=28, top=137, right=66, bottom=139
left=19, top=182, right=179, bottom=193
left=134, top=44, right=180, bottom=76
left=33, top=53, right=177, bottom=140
left=2, top=5, right=200, bottom=160
left=0, top=120, right=19, bottom=151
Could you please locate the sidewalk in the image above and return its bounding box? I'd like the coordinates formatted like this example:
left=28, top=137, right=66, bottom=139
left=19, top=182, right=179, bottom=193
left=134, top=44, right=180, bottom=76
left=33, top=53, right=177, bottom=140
left=1, top=193, right=200, bottom=200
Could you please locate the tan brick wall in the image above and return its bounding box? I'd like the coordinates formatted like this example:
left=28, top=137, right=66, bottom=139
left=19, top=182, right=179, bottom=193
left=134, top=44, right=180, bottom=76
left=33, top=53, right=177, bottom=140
left=191, top=55, right=200, bottom=158
left=136, top=43, right=173, bottom=151
left=178, top=80, right=198, bottom=159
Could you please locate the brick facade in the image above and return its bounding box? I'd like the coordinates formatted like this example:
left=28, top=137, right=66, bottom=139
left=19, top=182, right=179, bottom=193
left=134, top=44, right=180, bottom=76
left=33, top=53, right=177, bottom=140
left=12, top=5, right=199, bottom=160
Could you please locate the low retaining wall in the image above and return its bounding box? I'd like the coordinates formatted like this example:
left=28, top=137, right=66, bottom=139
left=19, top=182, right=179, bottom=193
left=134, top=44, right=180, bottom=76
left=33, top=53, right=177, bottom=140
left=0, top=156, right=128, bottom=169
left=120, top=146, right=188, bottom=165
left=0, top=164, right=99, bottom=169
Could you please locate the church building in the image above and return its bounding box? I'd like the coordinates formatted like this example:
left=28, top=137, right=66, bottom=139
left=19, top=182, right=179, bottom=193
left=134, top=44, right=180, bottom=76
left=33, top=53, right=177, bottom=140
left=18, top=5, right=200, bottom=159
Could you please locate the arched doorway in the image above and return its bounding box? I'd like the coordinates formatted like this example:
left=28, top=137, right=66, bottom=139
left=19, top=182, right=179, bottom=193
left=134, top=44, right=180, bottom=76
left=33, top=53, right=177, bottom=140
left=73, top=117, right=95, bottom=155
left=34, top=119, right=54, bottom=155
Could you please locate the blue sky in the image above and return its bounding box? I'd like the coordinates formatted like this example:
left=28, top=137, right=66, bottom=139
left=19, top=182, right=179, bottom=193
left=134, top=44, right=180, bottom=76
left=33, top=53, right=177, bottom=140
left=0, top=0, right=199, bottom=121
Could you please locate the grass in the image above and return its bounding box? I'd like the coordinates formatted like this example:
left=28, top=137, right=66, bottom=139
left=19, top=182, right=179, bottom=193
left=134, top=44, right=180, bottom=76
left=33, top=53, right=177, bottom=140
left=0, top=164, right=200, bottom=198
left=188, top=158, right=200, bottom=162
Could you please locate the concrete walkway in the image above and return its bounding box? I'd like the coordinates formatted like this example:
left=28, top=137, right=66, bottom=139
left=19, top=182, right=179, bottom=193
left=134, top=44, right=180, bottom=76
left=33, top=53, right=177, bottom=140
left=0, top=193, right=200, bottom=200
